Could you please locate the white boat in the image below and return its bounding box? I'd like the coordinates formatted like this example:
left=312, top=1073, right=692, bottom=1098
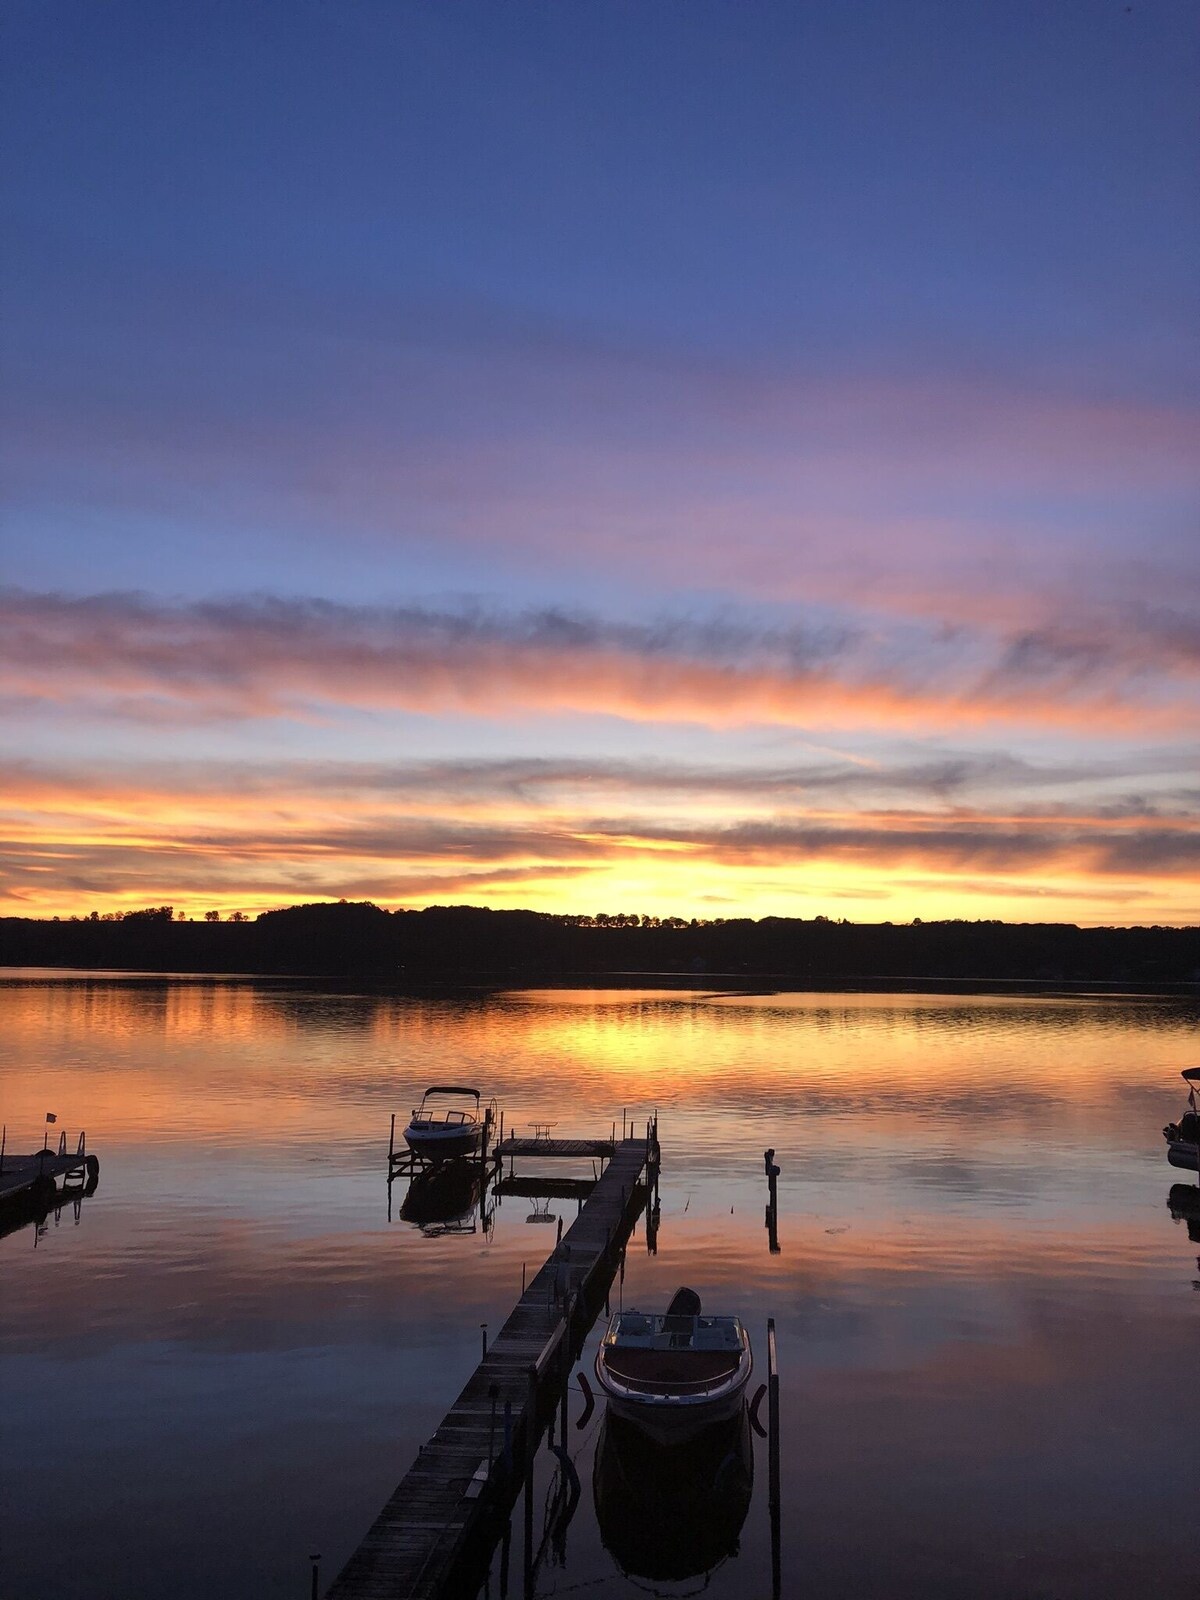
left=595, top=1287, right=752, bottom=1445
left=1162, top=1067, right=1200, bottom=1172
left=403, top=1086, right=484, bottom=1163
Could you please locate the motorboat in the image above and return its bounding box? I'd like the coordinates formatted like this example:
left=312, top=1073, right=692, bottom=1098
left=593, top=1403, right=753, bottom=1584
left=403, top=1085, right=485, bottom=1163
left=595, top=1287, right=752, bottom=1445
left=1162, top=1068, right=1200, bottom=1172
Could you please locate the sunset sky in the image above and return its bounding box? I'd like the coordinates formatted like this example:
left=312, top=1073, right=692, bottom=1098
left=2, top=1, right=1197, bottom=925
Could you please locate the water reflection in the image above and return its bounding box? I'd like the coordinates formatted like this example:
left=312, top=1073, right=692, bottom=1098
left=394, top=1159, right=493, bottom=1238
left=594, top=1407, right=754, bottom=1586
left=1, top=976, right=1198, bottom=1600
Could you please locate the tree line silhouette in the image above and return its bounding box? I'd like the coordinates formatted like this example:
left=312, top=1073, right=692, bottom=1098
left=1, top=900, right=1197, bottom=985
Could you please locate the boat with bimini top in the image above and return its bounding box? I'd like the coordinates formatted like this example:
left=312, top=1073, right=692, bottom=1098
left=595, top=1286, right=752, bottom=1445
left=403, top=1086, right=485, bottom=1163
left=1163, top=1068, right=1200, bottom=1173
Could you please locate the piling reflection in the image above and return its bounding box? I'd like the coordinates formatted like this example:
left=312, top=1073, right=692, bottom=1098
left=593, top=1406, right=754, bottom=1586
left=764, top=1147, right=780, bottom=1254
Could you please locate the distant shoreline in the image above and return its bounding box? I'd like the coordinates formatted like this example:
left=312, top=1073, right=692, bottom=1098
left=2, top=901, right=1197, bottom=987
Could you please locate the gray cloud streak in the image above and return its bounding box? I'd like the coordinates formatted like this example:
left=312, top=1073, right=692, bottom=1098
left=2, top=587, right=1199, bottom=731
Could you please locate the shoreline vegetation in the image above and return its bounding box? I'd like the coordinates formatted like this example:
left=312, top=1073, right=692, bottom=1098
left=0, top=901, right=1197, bottom=985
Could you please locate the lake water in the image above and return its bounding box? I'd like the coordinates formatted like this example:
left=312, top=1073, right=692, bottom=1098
left=1, top=973, right=1197, bottom=1599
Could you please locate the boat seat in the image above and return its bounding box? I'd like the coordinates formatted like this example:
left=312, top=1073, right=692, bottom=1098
left=603, top=1347, right=741, bottom=1392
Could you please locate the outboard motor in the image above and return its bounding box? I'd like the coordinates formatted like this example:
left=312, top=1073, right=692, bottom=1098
left=666, top=1286, right=702, bottom=1319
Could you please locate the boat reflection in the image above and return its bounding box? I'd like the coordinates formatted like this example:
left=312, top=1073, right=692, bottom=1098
left=395, top=1159, right=493, bottom=1238
left=593, top=1404, right=754, bottom=1587
left=1167, top=1183, right=1200, bottom=1245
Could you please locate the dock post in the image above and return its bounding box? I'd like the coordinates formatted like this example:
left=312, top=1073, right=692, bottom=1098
left=0, top=1123, right=5, bottom=1175
left=481, top=1323, right=488, bottom=1359
left=556, top=1216, right=563, bottom=1245
left=388, top=1113, right=395, bottom=1167
left=309, top=1554, right=320, bottom=1600
left=526, top=1363, right=539, bottom=1452
left=768, top=1316, right=781, bottom=1599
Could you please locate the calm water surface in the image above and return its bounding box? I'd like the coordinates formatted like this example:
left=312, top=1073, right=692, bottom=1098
left=1, top=975, right=1197, bottom=1599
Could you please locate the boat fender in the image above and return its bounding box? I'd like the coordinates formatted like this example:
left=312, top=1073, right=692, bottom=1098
left=575, top=1371, right=595, bottom=1430
left=86, top=1154, right=100, bottom=1181
left=749, top=1383, right=769, bottom=1438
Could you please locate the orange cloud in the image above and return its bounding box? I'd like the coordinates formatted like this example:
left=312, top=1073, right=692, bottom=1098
left=2, top=751, right=1197, bottom=924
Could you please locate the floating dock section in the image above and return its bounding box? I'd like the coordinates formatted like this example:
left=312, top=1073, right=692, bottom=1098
left=327, top=1125, right=658, bottom=1600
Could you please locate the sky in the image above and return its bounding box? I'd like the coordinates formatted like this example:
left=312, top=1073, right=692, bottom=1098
left=2, top=0, right=1198, bottom=925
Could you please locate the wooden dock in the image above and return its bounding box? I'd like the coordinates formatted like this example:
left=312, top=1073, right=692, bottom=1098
left=0, top=1131, right=97, bottom=1206
left=327, top=1129, right=658, bottom=1600
left=496, top=1136, right=615, bottom=1161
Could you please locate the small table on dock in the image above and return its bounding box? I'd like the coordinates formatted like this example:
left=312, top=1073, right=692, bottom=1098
left=529, top=1121, right=558, bottom=1142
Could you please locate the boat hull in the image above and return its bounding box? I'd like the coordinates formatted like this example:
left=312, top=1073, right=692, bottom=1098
left=403, top=1124, right=482, bottom=1163
left=1167, top=1140, right=1200, bottom=1172
left=600, top=1379, right=748, bottom=1444
left=595, top=1334, right=753, bottom=1445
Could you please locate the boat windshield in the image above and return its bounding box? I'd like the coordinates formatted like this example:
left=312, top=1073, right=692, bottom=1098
left=412, top=1088, right=481, bottom=1125
left=607, top=1312, right=743, bottom=1351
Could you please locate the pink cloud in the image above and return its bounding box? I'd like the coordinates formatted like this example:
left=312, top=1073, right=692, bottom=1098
left=2, top=588, right=1198, bottom=735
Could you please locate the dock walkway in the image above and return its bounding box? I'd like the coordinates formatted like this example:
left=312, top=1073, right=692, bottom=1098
left=327, top=1135, right=654, bottom=1600
left=0, top=1147, right=96, bottom=1205
left=497, top=1135, right=615, bottom=1161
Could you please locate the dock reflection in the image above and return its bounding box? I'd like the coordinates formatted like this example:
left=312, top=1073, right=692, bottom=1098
left=593, top=1406, right=754, bottom=1586
left=0, top=1168, right=100, bottom=1248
